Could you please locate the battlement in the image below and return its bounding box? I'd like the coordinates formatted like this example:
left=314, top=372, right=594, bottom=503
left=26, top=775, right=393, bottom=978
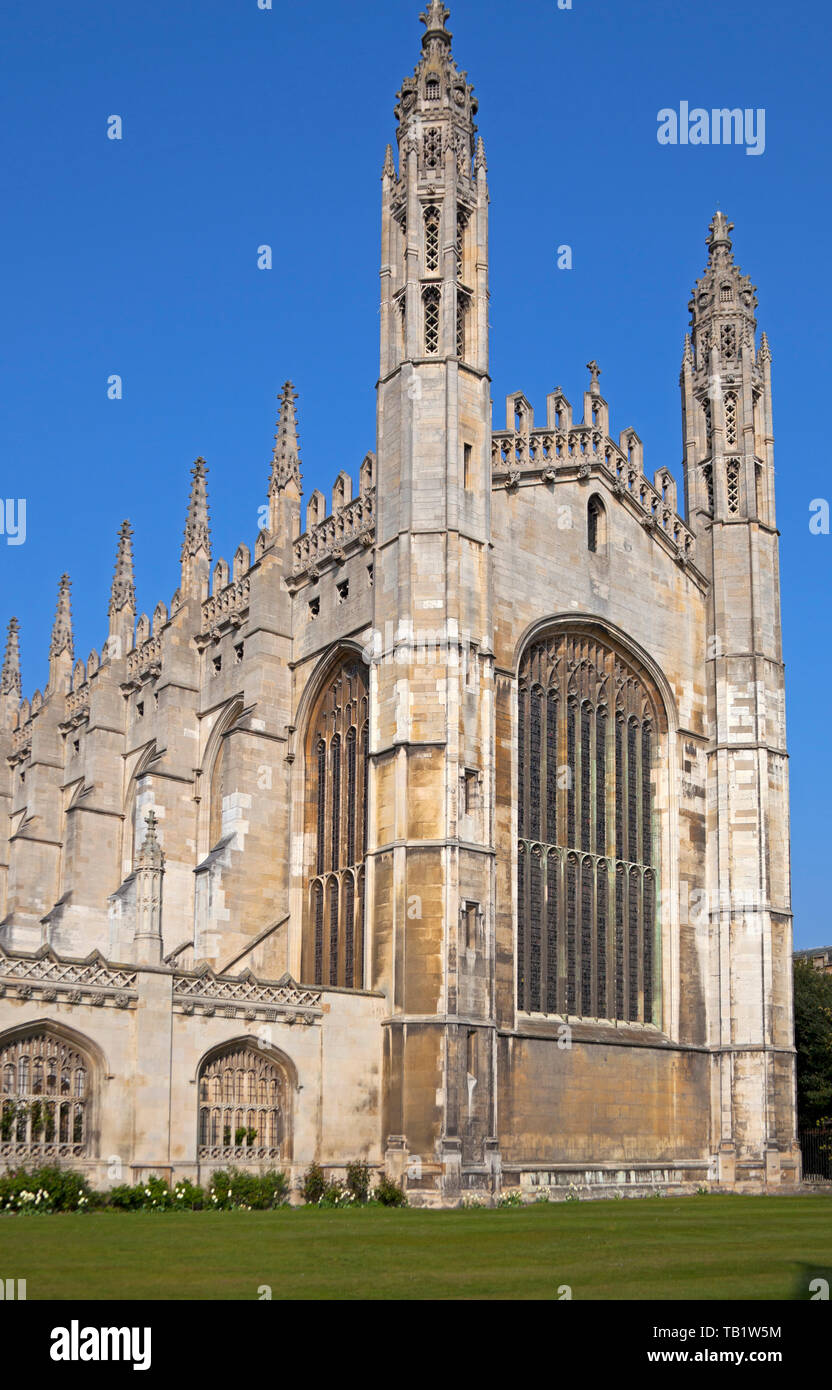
left=492, top=384, right=698, bottom=573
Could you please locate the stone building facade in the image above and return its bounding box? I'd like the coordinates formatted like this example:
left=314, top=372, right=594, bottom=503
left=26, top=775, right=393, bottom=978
left=0, top=3, right=798, bottom=1201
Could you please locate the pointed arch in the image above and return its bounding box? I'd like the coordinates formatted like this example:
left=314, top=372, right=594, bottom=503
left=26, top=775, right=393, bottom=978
left=202, top=697, right=245, bottom=855
left=300, top=649, right=370, bottom=988
left=0, top=1019, right=105, bottom=1160
left=515, top=621, right=667, bottom=1025
left=195, top=1036, right=295, bottom=1163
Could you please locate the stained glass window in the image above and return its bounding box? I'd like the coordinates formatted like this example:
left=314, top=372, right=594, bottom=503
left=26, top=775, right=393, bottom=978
left=517, top=632, right=659, bottom=1023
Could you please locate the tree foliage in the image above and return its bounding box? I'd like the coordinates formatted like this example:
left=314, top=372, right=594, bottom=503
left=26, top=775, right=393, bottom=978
left=793, top=961, right=832, bottom=1126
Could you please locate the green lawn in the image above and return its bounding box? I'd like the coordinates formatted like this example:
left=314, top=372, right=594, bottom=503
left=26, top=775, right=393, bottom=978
left=2, top=1196, right=830, bottom=1300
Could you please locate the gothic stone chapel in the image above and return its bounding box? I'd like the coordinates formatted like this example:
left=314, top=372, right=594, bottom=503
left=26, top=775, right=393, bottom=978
left=0, top=3, right=798, bottom=1202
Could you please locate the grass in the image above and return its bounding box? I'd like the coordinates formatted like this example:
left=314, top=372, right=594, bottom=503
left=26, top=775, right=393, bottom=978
left=1, top=1195, right=830, bottom=1300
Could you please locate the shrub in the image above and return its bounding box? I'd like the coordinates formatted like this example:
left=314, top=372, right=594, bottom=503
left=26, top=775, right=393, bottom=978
left=374, top=1174, right=407, bottom=1207
left=345, top=1160, right=371, bottom=1204
left=302, top=1162, right=327, bottom=1205
left=108, top=1175, right=176, bottom=1211
left=207, top=1168, right=288, bottom=1211
left=316, top=1179, right=352, bottom=1208
left=0, top=1165, right=96, bottom=1213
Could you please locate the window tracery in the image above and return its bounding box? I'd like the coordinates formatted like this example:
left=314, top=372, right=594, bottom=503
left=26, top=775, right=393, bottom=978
left=424, top=205, right=440, bottom=274
left=304, top=657, right=369, bottom=988
left=424, top=287, right=441, bottom=355
left=517, top=633, right=660, bottom=1024
left=727, top=459, right=740, bottom=515
left=198, top=1045, right=286, bottom=1159
left=0, top=1031, right=90, bottom=1158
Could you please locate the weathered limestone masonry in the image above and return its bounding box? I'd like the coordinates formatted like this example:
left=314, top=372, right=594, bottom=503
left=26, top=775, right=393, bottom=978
left=0, top=3, right=797, bottom=1202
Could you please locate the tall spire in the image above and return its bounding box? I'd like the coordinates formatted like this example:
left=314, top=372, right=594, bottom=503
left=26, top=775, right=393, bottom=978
left=270, top=383, right=302, bottom=496
left=108, top=520, right=136, bottom=657
left=1, top=617, right=21, bottom=714
left=180, top=458, right=211, bottom=600
left=48, top=574, right=73, bottom=692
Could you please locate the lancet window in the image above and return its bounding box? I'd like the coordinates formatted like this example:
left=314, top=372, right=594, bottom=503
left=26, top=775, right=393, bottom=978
left=304, top=657, right=369, bottom=988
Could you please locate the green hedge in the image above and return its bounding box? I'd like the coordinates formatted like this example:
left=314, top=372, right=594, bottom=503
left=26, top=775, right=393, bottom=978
left=0, top=1163, right=407, bottom=1213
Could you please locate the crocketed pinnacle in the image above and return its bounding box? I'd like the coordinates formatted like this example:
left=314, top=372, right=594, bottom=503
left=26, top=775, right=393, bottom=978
left=49, top=575, right=73, bottom=661
left=270, top=382, right=302, bottom=495
left=420, top=0, right=451, bottom=44
left=109, top=520, right=135, bottom=617
left=137, top=810, right=164, bottom=869
left=1, top=617, right=21, bottom=700
left=707, top=210, right=734, bottom=256
left=181, top=458, right=211, bottom=562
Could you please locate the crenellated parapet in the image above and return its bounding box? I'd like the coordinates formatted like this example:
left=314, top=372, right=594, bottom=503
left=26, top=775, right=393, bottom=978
left=196, top=574, right=252, bottom=647
left=292, top=489, right=376, bottom=582
left=491, top=374, right=701, bottom=579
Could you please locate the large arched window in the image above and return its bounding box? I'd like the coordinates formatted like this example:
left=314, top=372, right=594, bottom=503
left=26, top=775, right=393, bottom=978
left=0, top=1029, right=91, bottom=1159
left=517, top=630, right=660, bottom=1025
left=198, top=1044, right=288, bottom=1160
left=303, top=655, right=369, bottom=988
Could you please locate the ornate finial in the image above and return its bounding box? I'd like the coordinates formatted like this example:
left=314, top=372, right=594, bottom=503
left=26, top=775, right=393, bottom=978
left=682, top=332, right=694, bottom=366
left=759, top=330, right=772, bottom=362
left=49, top=575, right=73, bottom=662
left=109, top=520, right=135, bottom=617
left=383, top=144, right=396, bottom=179
left=587, top=360, right=602, bottom=395
left=707, top=210, right=734, bottom=255
left=1, top=617, right=21, bottom=701
left=475, top=136, right=487, bottom=174
left=270, top=382, right=302, bottom=496
left=181, top=458, right=211, bottom=563
left=137, top=810, right=164, bottom=868
left=420, top=1, right=451, bottom=43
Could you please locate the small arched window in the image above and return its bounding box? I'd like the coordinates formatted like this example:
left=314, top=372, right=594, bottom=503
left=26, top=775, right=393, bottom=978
left=456, top=293, right=469, bottom=361
left=724, top=392, right=738, bottom=447
left=587, top=495, right=606, bottom=553
left=424, top=287, right=441, bottom=355
left=424, top=205, right=440, bottom=274
left=755, top=463, right=765, bottom=519
left=426, top=77, right=440, bottom=102
left=726, top=459, right=741, bottom=515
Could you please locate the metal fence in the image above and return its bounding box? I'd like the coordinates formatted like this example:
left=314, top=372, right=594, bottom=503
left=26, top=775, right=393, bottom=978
left=799, top=1129, right=832, bottom=1182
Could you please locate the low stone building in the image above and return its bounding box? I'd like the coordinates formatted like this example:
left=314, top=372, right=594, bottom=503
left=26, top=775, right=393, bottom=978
left=794, top=947, right=832, bottom=976
left=0, top=3, right=798, bottom=1201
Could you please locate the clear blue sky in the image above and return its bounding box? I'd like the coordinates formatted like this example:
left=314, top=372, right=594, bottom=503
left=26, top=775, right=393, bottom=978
left=1, top=0, right=828, bottom=947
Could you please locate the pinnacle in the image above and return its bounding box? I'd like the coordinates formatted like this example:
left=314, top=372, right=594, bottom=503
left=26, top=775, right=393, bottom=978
left=1, top=617, right=21, bottom=701
left=137, top=810, right=164, bottom=868
left=181, top=458, right=211, bottom=563
left=420, top=1, right=451, bottom=39
left=707, top=209, right=734, bottom=255
left=49, top=574, right=74, bottom=662
left=109, top=520, right=136, bottom=617
left=475, top=136, right=487, bottom=173
left=270, top=382, right=302, bottom=495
